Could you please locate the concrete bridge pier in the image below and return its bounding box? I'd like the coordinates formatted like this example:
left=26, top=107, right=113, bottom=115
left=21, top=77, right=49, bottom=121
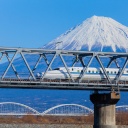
left=90, top=91, right=120, bottom=128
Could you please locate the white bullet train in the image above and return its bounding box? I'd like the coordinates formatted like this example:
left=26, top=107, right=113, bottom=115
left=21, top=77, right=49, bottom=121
left=36, top=67, right=128, bottom=81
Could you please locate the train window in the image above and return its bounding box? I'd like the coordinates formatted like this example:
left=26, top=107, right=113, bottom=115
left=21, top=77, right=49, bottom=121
left=127, top=70, right=128, bottom=73
left=88, top=70, right=91, bottom=73
left=114, top=71, right=116, bottom=74
left=99, top=71, right=102, bottom=74
left=77, top=70, right=79, bottom=72
left=92, top=71, right=94, bottom=73
left=72, top=68, right=73, bottom=71
left=107, top=71, right=109, bottom=74
left=111, top=71, right=113, bottom=74
left=53, top=68, right=59, bottom=70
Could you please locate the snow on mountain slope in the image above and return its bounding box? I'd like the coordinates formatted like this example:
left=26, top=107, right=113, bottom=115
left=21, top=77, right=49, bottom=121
left=43, top=16, right=128, bottom=52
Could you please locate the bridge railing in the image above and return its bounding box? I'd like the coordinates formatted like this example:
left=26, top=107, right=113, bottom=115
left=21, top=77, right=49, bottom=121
left=0, top=77, right=128, bottom=91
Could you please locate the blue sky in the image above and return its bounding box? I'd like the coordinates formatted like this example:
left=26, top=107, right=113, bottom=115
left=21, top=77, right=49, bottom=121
left=0, top=0, right=128, bottom=48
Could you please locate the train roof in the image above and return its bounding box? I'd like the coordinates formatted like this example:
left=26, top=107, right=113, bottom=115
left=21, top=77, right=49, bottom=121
left=54, top=67, right=124, bottom=70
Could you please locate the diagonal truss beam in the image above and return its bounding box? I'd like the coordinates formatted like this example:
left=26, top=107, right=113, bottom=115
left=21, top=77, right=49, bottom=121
left=107, top=57, right=120, bottom=68
left=96, top=55, right=111, bottom=83
left=72, top=55, right=86, bottom=67
left=79, top=55, right=94, bottom=82
left=79, top=56, right=86, bottom=67
left=72, top=55, right=79, bottom=67
left=116, top=57, right=128, bottom=84
left=107, top=57, right=114, bottom=68
left=31, top=54, right=43, bottom=72
left=114, top=59, right=120, bottom=68
left=2, top=51, right=18, bottom=79
left=0, top=53, right=4, bottom=61
left=20, top=52, right=36, bottom=80
left=42, top=54, right=52, bottom=70
left=5, top=53, right=20, bottom=79
left=28, top=54, right=43, bottom=79
left=30, top=54, right=52, bottom=77
left=59, top=54, right=74, bottom=82
left=41, top=53, right=57, bottom=79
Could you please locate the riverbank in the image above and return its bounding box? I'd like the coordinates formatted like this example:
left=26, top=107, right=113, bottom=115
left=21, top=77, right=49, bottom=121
left=0, top=124, right=127, bottom=128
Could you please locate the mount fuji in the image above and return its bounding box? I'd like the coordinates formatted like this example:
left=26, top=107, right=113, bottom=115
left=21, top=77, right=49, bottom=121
left=43, top=16, right=128, bottom=52
left=1, top=16, right=128, bottom=74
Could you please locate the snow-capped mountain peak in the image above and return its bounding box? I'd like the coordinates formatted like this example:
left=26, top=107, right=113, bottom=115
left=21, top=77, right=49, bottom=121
left=43, top=16, right=128, bottom=52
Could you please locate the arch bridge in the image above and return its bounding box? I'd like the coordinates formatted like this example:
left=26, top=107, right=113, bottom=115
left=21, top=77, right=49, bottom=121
left=0, top=47, right=128, bottom=91
left=42, top=104, right=94, bottom=116
left=0, top=102, right=128, bottom=116
left=0, top=102, right=40, bottom=116
left=0, top=102, right=93, bottom=116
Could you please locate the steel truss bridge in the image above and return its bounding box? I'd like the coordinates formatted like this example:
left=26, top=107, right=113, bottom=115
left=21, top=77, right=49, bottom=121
left=0, top=47, right=128, bottom=91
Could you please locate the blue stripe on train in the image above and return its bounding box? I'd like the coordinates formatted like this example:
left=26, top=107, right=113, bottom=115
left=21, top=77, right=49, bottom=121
left=70, top=72, right=128, bottom=76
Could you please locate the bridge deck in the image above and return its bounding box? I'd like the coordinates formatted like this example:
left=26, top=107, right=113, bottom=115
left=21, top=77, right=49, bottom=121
left=0, top=79, right=128, bottom=91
